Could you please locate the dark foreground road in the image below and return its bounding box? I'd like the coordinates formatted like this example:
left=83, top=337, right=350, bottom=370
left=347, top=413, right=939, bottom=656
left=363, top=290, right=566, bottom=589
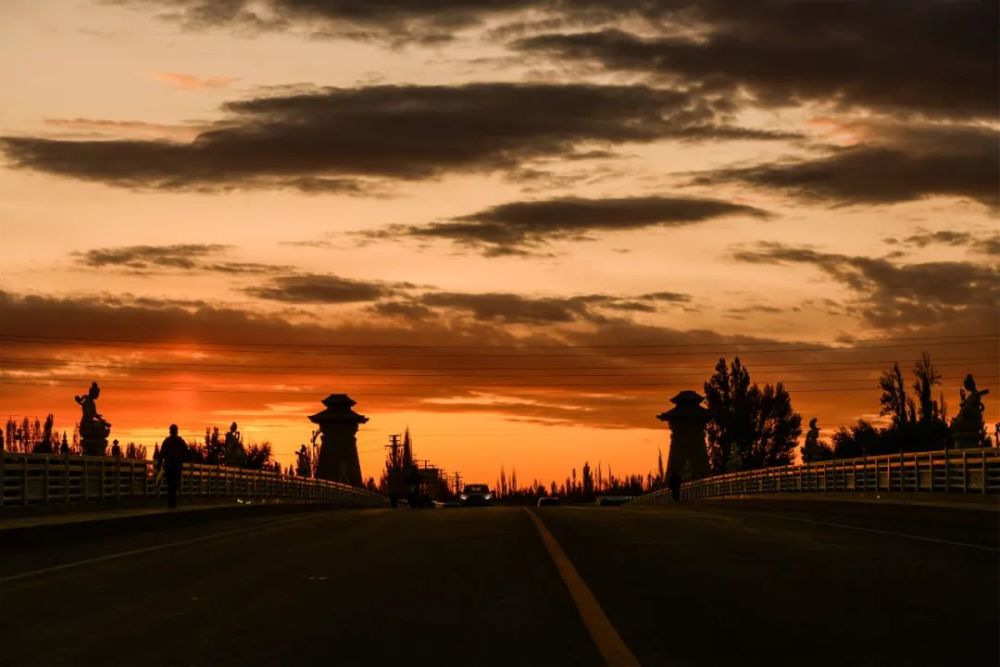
left=1, top=500, right=996, bottom=667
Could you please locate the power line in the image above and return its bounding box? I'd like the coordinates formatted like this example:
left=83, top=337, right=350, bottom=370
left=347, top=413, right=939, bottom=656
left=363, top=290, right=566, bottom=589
left=1, top=356, right=995, bottom=379
left=0, top=333, right=995, bottom=357
left=3, top=371, right=998, bottom=389
left=1, top=377, right=996, bottom=396
left=1, top=331, right=994, bottom=348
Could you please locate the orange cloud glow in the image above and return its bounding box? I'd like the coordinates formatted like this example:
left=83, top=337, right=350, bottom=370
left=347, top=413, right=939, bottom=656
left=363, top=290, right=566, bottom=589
left=156, top=72, right=237, bottom=91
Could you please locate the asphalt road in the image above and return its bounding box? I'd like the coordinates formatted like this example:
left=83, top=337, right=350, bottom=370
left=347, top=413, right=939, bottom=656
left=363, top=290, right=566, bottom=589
left=1, top=500, right=997, bottom=667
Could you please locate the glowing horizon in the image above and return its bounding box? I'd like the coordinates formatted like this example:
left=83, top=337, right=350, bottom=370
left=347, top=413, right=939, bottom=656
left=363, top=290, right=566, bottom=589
left=1, top=0, right=997, bottom=484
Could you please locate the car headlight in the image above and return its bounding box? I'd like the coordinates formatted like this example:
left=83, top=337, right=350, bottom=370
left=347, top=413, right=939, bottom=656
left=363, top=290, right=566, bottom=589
left=460, top=494, right=468, bottom=500
left=484, top=494, right=492, bottom=500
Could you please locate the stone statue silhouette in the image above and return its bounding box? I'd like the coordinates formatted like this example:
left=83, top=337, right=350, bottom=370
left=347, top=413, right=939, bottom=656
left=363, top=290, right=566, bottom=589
left=952, top=374, right=990, bottom=448
left=958, top=374, right=989, bottom=420
left=806, top=418, right=820, bottom=442
left=224, top=421, right=245, bottom=467
left=75, top=381, right=111, bottom=455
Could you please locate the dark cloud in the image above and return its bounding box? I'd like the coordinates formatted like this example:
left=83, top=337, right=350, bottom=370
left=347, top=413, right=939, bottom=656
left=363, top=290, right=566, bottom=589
left=419, top=292, right=594, bottom=324
left=640, top=291, right=690, bottom=303
left=0, top=288, right=741, bottom=429
left=601, top=301, right=657, bottom=313
left=115, top=0, right=540, bottom=43
left=201, top=262, right=291, bottom=275
left=887, top=230, right=1000, bottom=257
left=0, top=290, right=308, bottom=348
left=245, top=274, right=407, bottom=303
left=414, top=290, right=690, bottom=324
left=982, top=235, right=1000, bottom=257
left=78, top=244, right=229, bottom=270
left=514, top=1, right=998, bottom=120
left=98, top=294, right=215, bottom=310
left=366, top=195, right=767, bottom=255
left=1, top=83, right=772, bottom=191
left=3, top=288, right=995, bottom=431
left=76, top=244, right=288, bottom=274
left=735, top=242, right=999, bottom=333
left=694, top=124, right=999, bottom=207
left=894, top=231, right=976, bottom=249
left=369, top=301, right=436, bottom=320
left=727, top=305, right=782, bottom=314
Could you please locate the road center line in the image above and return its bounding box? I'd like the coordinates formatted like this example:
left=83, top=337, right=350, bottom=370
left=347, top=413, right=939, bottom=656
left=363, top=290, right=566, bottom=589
left=732, top=510, right=999, bottom=552
left=524, top=509, right=642, bottom=667
left=0, top=511, right=340, bottom=586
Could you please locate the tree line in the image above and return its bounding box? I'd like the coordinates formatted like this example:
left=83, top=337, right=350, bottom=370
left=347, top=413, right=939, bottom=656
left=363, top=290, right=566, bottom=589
left=706, top=351, right=992, bottom=474
left=801, top=352, right=992, bottom=463
left=2, top=415, right=147, bottom=459
left=1, top=417, right=289, bottom=476
left=158, top=425, right=282, bottom=473
left=485, top=350, right=993, bottom=499
left=491, top=460, right=649, bottom=504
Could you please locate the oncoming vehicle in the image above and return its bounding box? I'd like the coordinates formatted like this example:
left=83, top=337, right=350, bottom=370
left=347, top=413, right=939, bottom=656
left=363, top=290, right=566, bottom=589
left=460, top=484, right=493, bottom=506
left=537, top=496, right=561, bottom=507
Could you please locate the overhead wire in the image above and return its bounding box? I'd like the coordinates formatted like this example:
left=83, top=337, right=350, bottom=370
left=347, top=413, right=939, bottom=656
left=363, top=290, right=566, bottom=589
left=0, top=333, right=995, bottom=358
left=1, top=377, right=996, bottom=396
left=0, top=354, right=997, bottom=375
left=0, top=331, right=995, bottom=349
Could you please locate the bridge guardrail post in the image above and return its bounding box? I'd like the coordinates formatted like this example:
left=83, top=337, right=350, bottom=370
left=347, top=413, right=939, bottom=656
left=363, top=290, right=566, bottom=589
left=927, top=452, right=932, bottom=492
left=962, top=451, right=968, bottom=493
left=982, top=451, right=987, bottom=494
left=899, top=451, right=904, bottom=492
left=944, top=452, right=950, bottom=492
left=43, top=456, right=50, bottom=505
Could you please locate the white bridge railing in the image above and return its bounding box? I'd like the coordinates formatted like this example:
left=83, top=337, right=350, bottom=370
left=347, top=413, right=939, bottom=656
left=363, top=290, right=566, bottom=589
left=632, top=447, right=1000, bottom=504
left=0, top=452, right=388, bottom=511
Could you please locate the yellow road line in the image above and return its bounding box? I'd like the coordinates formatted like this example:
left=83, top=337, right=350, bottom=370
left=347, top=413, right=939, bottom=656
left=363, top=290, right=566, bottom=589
left=524, top=508, right=642, bottom=667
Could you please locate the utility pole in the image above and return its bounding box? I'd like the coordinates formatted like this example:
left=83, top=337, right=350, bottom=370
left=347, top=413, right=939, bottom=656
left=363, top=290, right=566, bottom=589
left=453, top=471, right=462, bottom=494
left=387, top=432, right=401, bottom=466
left=384, top=434, right=403, bottom=500
left=309, top=429, right=321, bottom=478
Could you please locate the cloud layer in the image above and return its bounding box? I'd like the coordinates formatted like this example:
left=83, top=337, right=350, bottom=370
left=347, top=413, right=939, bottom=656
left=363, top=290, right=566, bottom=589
left=246, top=274, right=407, bottom=303
left=118, top=0, right=539, bottom=43
left=735, top=243, right=999, bottom=333
left=77, top=244, right=288, bottom=274
left=514, top=1, right=998, bottom=120
left=695, top=123, right=999, bottom=207
left=2, top=83, right=769, bottom=192
left=368, top=195, right=767, bottom=255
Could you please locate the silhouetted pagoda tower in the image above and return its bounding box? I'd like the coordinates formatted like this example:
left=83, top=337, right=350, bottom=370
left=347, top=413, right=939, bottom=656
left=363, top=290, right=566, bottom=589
left=309, top=394, right=368, bottom=486
left=657, top=390, right=711, bottom=492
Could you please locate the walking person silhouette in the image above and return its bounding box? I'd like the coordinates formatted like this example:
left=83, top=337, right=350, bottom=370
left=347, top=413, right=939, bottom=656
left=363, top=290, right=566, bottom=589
left=159, top=424, right=189, bottom=509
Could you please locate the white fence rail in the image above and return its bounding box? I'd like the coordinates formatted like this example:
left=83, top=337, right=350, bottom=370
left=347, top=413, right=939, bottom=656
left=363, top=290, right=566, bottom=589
left=0, top=452, right=388, bottom=510
left=632, top=447, right=1000, bottom=504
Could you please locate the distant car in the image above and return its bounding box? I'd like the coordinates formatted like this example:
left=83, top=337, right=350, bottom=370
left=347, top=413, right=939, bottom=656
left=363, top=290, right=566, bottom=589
left=537, top=497, right=561, bottom=507
left=442, top=500, right=462, bottom=508
left=596, top=496, right=630, bottom=506
left=460, top=484, right=493, bottom=506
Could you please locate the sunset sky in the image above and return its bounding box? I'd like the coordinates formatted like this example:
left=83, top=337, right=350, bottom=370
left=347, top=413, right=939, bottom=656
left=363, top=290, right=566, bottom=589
left=1, top=0, right=997, bottom=485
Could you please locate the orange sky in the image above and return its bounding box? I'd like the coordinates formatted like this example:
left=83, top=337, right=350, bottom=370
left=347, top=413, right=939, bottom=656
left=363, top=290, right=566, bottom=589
left=0, top=0, right=997, bottom=484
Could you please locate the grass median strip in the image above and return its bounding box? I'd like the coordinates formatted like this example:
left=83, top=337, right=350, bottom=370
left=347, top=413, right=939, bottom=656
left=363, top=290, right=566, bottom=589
left=524, top=508, right=642, bottom=667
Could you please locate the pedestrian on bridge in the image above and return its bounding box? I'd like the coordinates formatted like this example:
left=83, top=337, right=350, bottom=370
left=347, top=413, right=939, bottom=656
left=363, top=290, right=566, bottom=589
left=159, top=424, right=189, bottom=509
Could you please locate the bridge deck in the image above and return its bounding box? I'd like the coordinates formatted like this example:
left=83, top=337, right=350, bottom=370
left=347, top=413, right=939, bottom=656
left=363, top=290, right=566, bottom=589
left=2, top=502, right=997, bottom=666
